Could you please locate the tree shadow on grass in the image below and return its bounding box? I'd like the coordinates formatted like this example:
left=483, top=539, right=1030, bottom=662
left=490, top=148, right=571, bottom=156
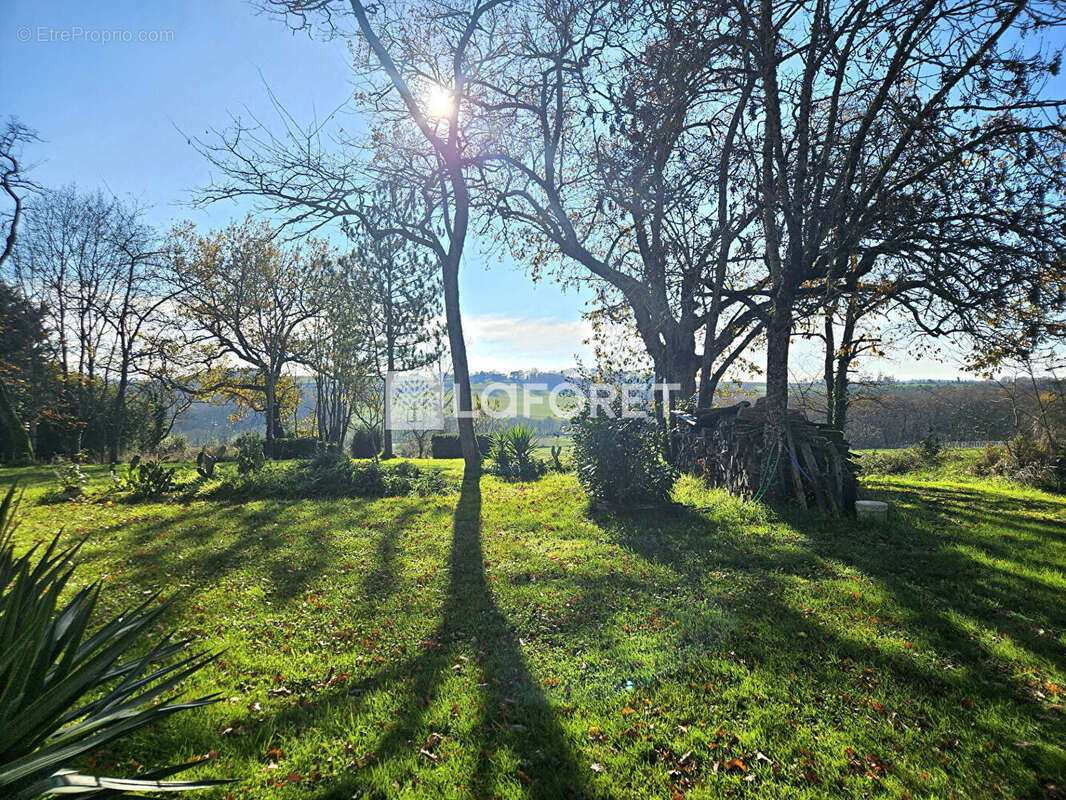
left=596, top=490, right=1065, bottom=795
left=250, top=474, right=595, bottom=799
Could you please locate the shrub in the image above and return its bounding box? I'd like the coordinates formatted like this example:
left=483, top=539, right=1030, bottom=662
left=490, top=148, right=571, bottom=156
left=157, top=433, right=189, bottom=457
left=0, top=486, right=223, bottom=797
left=855, top=448, right=927, bottom=475
left=430, top=433, right=462, bottom=459
left=972, top=433, right=1061, bottom=490
left=972, top=442, right=1009, bottom=475
left=386, top=460, right=452, bottom=495
left=114, top=454, right=177, bottom=499
left=43, top=458, right=88, bottom=503
left=430, top=433, right=491, bottom=459
left=349, top=428, right=380, bottom=459
left=233, top=432, right=265, bottom=474
left=857, top=434, right=948, bottom=476
left=202, top=456, right=451, bottom=501
left=571, top=411, right=677, bottom=507
left=310, top=442, right=347, bottom=470
left=916, top=431, right=944, bottom=464
left=488, top=424, right=547, bottom=481
left=272, top=437, right=318, bottom=460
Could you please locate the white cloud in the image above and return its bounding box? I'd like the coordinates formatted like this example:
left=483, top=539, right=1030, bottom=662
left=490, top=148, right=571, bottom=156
left=462, top=314, right=594, bottom=371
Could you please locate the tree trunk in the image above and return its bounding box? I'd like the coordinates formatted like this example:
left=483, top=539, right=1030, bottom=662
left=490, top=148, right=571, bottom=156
left=108, top=369, right=129, bottom=464
left=823, top=311, right=836, bottom=426
left=662, top=346, right=698, bottom=463
left=264, top=371, right=277, bottom=457
left=763, top=285, right=794, bottom=498
left=443, top=256, right=479, bottom=474
left=832, top=355, right=849, bottom=431
left=382, top=328, right=395, bottom=459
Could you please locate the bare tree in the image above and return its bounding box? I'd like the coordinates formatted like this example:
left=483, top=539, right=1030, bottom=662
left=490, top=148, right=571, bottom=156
left=472, top=0, right=765, bottom=406
left=197, top=0, right=509, bottom=473
left=0, top=119, right=39, bottom=270
left=94, top=208, right=181, bottom=462
left=738, top=0, right=1066, bottom=468
left=0, top=118, right=39, bottom=459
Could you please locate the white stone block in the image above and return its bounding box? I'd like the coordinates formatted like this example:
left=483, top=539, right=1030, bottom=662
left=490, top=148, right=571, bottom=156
left=855, top=500, right=889, bottom=523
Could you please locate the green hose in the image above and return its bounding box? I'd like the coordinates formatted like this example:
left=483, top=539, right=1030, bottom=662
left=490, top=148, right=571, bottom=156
left=750, top=441, right=782, bottom=503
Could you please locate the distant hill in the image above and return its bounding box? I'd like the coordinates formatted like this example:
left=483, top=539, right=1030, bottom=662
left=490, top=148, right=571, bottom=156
left=170, top=370, right=990, bottom=446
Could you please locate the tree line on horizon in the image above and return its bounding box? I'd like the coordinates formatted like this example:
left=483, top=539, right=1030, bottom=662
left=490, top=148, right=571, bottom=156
left=0, top=172, right=443, bottom=462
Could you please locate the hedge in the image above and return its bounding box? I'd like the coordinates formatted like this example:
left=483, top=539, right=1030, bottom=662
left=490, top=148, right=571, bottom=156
left=430, top=433, right=492, bottom=459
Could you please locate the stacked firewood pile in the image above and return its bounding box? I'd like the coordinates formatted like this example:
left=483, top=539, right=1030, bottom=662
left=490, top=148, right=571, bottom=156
left=672, top=399, right=858, bottom=515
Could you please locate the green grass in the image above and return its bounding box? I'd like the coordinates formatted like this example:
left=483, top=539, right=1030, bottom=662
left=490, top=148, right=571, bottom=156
left=3, top=459, right=1065, bottom=798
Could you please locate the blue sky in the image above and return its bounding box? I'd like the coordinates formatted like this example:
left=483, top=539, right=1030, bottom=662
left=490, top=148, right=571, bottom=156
left=0, top=0, right=1012, bottom=378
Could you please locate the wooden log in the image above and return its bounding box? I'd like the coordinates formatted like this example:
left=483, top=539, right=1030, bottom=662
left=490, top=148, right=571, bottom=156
left=784, top=423, right=808, bottom=509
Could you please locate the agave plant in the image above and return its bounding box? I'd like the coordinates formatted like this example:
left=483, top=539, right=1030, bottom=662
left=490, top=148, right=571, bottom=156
left=0, top=486, right=225, bottom=798
left=489, top=425, right=546, bottom=481
left=501, top=424, right=540, bottom=464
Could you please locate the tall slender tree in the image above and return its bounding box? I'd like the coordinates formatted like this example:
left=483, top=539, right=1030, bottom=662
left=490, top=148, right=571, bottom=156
left=345, top=197, right=442, bottom=458
left=197, top=0, right=508, bottom=473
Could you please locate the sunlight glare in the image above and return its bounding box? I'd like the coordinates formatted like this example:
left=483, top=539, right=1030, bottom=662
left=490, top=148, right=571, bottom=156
left=424, top=84, right=455, bottom=119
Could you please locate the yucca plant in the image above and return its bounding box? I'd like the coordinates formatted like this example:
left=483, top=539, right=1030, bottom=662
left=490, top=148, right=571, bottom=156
left=501, top=424, right=540, bottom=464
left=489, top=425, right=546, bottom=481
left=0, top=486, right=225, bottom=798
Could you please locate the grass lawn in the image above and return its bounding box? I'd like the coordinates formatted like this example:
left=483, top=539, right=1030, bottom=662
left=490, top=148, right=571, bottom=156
left=3, top=459, right=1065, bottom=798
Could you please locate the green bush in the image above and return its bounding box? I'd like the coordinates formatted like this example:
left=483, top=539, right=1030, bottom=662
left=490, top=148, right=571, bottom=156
left=856, top=448, right=927, bottom=475
left=41, top=458, right=88, bottom=503
left=571, top=411, right=677, bottom=507
left=233, top=432, right=265, bottom=474
left=203, top=456, right=451, bottom=501
left=113, top=455, right=177, bottom=500
left=972, top=433, right=1061, bottom=490
left=916, top=431, right=944, bottom=464
left=430, top=434, right=462, bottom=459
left=157, top=433, right=189, bottom=457
left=310, top=442, right=347, bottom=470
left=349, top=428, right=380, bottom=459
left=488, top=424, right=547, bottom=481
left=272, top=437, right=318, bottom=460
left=430, top=433, right=491, bottom=459
left=0, top=486, right=223, bottom=798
